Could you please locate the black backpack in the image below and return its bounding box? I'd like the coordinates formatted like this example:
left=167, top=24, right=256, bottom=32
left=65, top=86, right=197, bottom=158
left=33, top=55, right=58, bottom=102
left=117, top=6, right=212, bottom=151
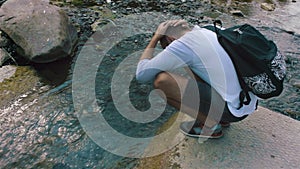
left=203, top=20, right=286, bottom=109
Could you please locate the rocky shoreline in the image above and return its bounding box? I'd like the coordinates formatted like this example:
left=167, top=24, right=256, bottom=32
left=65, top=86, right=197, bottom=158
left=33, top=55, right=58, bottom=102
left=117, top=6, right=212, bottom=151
left=0, top=0, right=299, bottom=120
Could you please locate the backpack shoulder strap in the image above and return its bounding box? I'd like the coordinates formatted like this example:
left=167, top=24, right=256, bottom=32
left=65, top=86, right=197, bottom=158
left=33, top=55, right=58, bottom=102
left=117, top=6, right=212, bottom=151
left=203, top=20, right=252, bottom=109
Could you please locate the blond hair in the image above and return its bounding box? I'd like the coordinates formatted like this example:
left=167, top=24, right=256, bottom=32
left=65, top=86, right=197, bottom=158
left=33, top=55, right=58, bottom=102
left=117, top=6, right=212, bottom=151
left=165, top=23, right=191, bottom=38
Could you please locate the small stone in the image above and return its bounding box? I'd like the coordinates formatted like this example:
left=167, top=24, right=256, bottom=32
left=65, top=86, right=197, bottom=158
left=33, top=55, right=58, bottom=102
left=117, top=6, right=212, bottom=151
left=292, top=80, right=300, bottom=89
left=0, top=65, right=16, bottom=82
left=95, top=45, right=105, bottom=51
left=110, top=55, right=116, bottom=61
left=230, top=10, right=245, bottom=17
left=285, top=109, right=298, bottom=115
left=261, top=3, right=276, bottom=11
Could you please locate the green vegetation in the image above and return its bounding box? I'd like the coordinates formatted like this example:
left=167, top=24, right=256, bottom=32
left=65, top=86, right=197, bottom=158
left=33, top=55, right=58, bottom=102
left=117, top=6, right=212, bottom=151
left=0, top=66, right=40, bottom=108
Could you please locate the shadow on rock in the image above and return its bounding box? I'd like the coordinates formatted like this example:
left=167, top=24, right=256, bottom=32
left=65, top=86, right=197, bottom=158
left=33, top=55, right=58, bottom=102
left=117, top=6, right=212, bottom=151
left=31, top=57, right=73, bottom=86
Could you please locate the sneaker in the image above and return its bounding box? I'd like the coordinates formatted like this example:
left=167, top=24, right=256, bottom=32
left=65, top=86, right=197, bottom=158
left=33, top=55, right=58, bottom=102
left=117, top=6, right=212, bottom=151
left=180, top=120, right=223, bottom=139
left=220, top=121, right=230, bottom=127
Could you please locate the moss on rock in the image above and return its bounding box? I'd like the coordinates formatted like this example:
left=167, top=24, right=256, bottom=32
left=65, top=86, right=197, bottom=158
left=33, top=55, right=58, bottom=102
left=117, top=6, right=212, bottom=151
left=0, top=66, right=40, bottom=108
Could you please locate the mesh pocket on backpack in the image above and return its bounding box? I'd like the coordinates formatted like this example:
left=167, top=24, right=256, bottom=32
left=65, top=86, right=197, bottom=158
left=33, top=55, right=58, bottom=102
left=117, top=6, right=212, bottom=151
left=270, top=51, right=286, bottom=81
left=243, top=73, right=277, bottom=95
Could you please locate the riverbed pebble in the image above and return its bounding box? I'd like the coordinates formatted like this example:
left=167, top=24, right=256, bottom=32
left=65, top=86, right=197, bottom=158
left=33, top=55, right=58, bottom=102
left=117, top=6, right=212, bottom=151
left=0, top=65, right=16, bottom=82
left=261, top=3, right=276, bottom=11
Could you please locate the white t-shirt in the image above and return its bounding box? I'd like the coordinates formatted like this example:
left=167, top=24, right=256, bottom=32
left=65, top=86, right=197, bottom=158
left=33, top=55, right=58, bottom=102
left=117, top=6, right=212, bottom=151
left=136, top=26, right=258, bottom=117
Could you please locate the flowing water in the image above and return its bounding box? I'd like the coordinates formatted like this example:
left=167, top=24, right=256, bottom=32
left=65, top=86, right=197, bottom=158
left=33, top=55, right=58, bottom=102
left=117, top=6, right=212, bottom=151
left=0, top=0, right=299, bottom=168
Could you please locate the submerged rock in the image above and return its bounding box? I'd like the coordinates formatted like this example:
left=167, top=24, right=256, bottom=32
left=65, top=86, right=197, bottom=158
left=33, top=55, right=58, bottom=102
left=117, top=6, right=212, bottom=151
left=0, top=0, right=78, bottom=63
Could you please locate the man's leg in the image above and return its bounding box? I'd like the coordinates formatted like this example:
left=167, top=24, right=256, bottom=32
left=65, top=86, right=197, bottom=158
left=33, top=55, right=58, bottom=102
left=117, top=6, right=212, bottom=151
left=153, top=72, right=220, bottom=127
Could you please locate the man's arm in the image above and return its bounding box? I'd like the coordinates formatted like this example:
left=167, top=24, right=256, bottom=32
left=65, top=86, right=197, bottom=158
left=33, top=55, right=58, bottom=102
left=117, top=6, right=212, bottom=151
left=139, top=34, right=161, bottom=61
left=139, top=20, right=187, bottom=61
left=136, top=20, right=190, bottom=82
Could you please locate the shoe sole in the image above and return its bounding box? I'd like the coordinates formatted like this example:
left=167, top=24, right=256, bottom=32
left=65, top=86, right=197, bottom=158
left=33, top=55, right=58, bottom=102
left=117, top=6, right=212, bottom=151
left=220, top=123, right=230, bottom=127
left=180, top=129, right=224, bottom=139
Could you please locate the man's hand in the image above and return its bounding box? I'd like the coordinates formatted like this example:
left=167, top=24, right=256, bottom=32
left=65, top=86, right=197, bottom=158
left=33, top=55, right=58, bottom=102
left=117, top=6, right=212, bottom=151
left=139, top=20, right=189, bottom=61
left=153, top=20, right=188, bottom=40
left=152, top=21, right=171, bottom=40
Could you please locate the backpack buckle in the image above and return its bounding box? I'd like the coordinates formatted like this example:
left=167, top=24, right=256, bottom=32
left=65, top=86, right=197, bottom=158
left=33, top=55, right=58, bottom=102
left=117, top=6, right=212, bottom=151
left=234, top=28, right=243, bottom=34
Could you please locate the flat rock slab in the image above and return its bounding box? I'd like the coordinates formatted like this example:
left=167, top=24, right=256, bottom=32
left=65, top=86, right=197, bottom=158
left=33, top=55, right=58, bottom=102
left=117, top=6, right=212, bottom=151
left=168, top=107, right=300, bottom=169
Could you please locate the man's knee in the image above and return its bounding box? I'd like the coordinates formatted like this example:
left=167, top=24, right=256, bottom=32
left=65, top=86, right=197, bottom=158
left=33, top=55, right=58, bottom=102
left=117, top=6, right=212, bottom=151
left=153, top=72, right=170, bottom=89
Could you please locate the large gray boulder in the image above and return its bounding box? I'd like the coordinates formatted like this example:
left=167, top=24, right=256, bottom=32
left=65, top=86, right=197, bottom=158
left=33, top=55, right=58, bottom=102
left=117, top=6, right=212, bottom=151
left=0, top=0, right=78, bottom=63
